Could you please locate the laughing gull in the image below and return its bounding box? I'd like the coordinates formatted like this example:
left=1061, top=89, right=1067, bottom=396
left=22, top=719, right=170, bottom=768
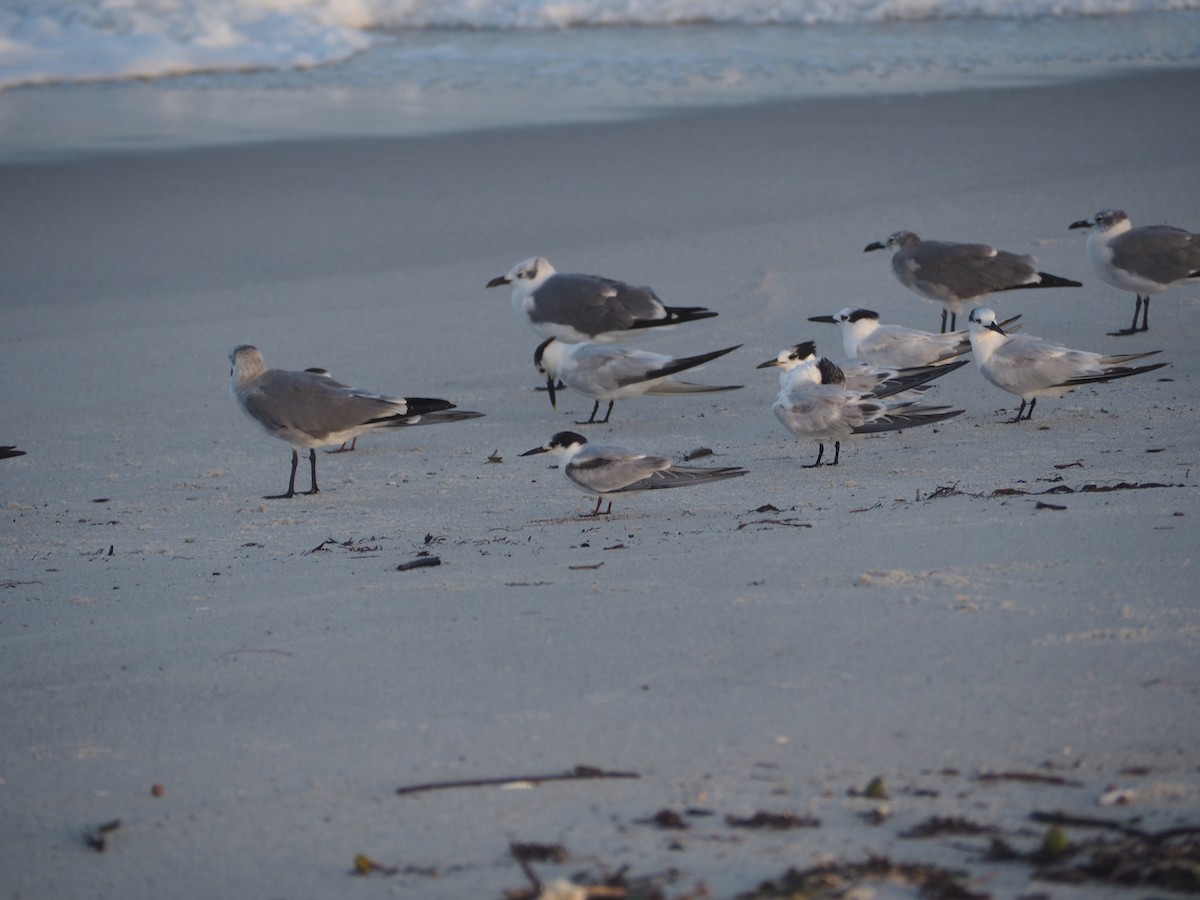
left=864, top=231, right=1082, bottom=332
left=965, top=308, right=1166, bottom=422
left=520, top=431, right=747, bottom=516
left=230, top=345, right=483, bottom=499
left=1069, top=209, right=1200, bottom=335
left=305, top=368, right=357, bottom=452
left=486, top=257, right=717, bottom=343
left=771, top=356, right=964, bottom=467
left=534, top=339, right=742, bottom=424
left=0, top=446, right=26, bottom=460
left=756, top=340, right=967, bottom=399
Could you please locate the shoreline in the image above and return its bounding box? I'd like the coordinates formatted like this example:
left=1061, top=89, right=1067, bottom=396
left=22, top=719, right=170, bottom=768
left=2, top=64, right=1198, bottom=899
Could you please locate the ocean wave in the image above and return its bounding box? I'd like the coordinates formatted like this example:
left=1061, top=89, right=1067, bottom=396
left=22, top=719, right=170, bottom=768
left=3, top=0, right=1199, bottom=89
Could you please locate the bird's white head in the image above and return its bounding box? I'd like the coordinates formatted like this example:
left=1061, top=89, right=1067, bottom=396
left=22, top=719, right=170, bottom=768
left=486, top=256, right=556, bottom=291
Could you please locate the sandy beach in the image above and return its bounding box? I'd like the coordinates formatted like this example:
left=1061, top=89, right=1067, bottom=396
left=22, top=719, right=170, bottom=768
left=2, top=67, right=1199, bottom=898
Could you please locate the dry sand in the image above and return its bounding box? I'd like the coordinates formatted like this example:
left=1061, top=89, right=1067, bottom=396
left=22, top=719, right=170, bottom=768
left=1, top=68, right=1198, bottom=898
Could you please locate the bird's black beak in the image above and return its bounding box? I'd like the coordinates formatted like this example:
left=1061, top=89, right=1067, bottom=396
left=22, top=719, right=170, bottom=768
left=987, top=321, right=1008, bottom=336
left=808, top=314, right=838, bottom=323
left=485, top=275, right=510, bottom=289
left=755, top=358, right=781, bottom=369
left=864, top=241, right=886, bottom=252
left=545, top=377, right=557, bottom=410
left=1068, top=219, right=1092, bottom=230
left=520, top=445, right=549, bottom=457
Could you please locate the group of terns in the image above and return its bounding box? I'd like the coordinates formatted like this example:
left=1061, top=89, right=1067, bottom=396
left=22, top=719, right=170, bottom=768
left=229, top=208, right=1193, bottom=513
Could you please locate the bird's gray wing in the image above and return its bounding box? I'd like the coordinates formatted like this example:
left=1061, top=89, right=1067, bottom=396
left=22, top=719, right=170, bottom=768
left=774, top=385, right=871, bottom=440
left=242, top=371, right=410, bottom=443
left=1111, top=226, right=1200, bottom=282
left=529, top=274, right=666, bottom=335
left=566, top=449, right=671, bottom=494
left=909, top=241, right=1035, bottom=297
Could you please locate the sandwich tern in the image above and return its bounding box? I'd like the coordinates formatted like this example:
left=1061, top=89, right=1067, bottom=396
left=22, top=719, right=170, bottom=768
left=807, top=307, right=976, bottom=369
left=1069, top=209, right=1200, bottom=335
left=534, top=338, right=742, bottom=424
left=965, top=307, right=1167, bottom=422
left=230, top=345, right=483, bottom=498
left=864, top=231, right=1081, bottom=332
left=520, top=431, right=747, bottom=516
left=486, top=256, right=716, bottom=343
left=771, top=356, right=964, bottom=467
left=756, top=340, right=967, bottom=399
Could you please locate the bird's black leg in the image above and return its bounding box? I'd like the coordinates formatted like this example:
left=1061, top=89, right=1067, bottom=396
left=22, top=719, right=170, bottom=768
left=948, top=311, right=957, bottom=332
left=576, top=401, right=601, bottom=425
left=940, top=308, right=949, bottom=334
left=598, top=401, right=614, bottom=424
left=803, top=443, right=826, bottom=468
left=1024, top=398, right=1037, bottom=421
left=1007, top=399, right=1027, bottom=423
left=304, top=448, right=320, bottom=495
left=265, top=449, right=300, bottom=499
left=830, top=441, right=841, bottom=465
left=1109, top=295, right=1147, bottom=336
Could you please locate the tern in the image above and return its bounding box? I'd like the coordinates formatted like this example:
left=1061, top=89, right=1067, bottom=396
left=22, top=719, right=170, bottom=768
left=807, top=307, right=977, bottom=369
left=1069, top=209, right=1200, bottom=335
left=965, top=307, right=1167, bottom=422
left=864, top=231, right=1081, bottom=332
left=230, top=345, right=483, bottom=498
left=486, top=256, right=717, bottom=343
left=756, top=340, right=967, bottom=398
left=534, top=338, right=743, bottom=424
left=771, top=356, right=964, bottom=467
left=520, top=431, right=747, bottom=516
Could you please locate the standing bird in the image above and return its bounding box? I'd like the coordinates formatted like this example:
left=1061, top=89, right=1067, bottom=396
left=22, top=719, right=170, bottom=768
left=808, top=307, right=975, bottom=368
left=1069, top=209, right=1200, bottom=336
left=756, top=340, right=966, bottom=398
left=230, top=345, right=483, bottom=499
left=771, top=356, right=964, bottom=467
left=534, top=338, right=742, bottom=424
left=520, top=431, right=747, bottom=516
left=864, top=231, right=1081, bottom=332
left=965, top=307, right=1166, bottom=423
left=486, top=257, right=716, bottom=343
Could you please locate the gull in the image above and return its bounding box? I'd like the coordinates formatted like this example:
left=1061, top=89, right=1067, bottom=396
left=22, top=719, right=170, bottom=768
left=864, top=231, right=1081, bottom=332
left=808, top=307, right=976, bottom=369
left=520, top=431, right=747, bottom=516
left=0, top=446, right=25, bottom=460
left=771, top=356, right=964, bottom=467
left=486, top=256, right=717, bottom=343
left=305, top=368, right=358, bottom=452
left=1069, top=209, right=1200, bottom=335
left=534, top=338, right=743, bottom=424
left=756, top=340, right=967, bottom=398
left=230, top=345, right=483, bottom=499
left=965, top=307, right=1167, bottom=422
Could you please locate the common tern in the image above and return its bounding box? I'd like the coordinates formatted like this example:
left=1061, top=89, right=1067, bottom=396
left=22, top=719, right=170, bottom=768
left=534, top=338, right=742, bottom=424
left=486, top=256, right=716, bottom=343
left=864, top=231, right=1081, bottom=332
left=771, top=356, right=964, bottom=467
left=965, top=307, right=1167, bottom=422
left=1069, top=209, right=1200, bottom=335
left=230, top=345, right=483, bottom=498
left=520, top=431, right=747, bottom=516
